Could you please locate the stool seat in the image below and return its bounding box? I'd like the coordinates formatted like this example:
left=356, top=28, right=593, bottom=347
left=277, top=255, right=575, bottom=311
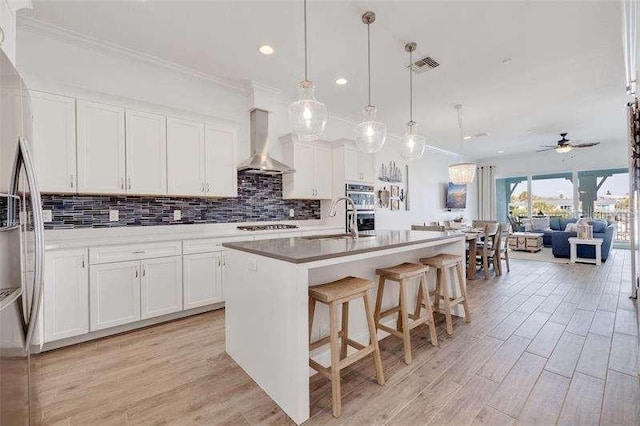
left=375, top=262, right=429, bottom=280
left=419, top=253, right=462, bottom=268
left=309, top=276, right=373, bottom=303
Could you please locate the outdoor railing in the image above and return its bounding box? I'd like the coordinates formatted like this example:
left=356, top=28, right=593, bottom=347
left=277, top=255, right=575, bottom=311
left=594, top=210, right=630, bottom=242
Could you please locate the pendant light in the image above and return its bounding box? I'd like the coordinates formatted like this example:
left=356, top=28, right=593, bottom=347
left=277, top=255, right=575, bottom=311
left=289, top=0, right=327, bottom=141
left=448, top=104, right=476, bottom=184
left=355, top=11, right=387, bottom=154
left=399, top=42, right=426, bottom=162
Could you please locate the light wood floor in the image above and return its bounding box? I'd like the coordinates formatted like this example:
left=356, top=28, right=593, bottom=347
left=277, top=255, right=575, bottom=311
left=32, top=250, right=640, bottom=425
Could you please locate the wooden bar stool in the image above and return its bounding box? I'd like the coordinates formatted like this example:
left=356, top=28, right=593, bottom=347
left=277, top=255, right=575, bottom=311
left=419, top=254, right=471, bottom=336
left=373, top=263, right=438, bottom=365
left=308, top=276, right=385, bottom=418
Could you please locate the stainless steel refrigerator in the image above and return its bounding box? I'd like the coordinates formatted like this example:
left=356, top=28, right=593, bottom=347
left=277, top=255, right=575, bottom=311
left=0, top=49, right=45, bottom=425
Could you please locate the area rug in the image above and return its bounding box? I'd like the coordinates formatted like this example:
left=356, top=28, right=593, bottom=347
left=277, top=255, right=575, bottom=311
left=508, top=247, right=570, bottom=264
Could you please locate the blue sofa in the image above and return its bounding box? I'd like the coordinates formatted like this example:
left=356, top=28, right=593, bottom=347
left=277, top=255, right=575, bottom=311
left=551, top=219, right=615, bottom=262
left=517, top=217, right=578, bottom=246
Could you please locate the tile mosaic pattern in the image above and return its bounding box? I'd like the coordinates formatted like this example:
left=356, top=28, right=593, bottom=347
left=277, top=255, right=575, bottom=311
left=41, top=171, right=320, bottom=229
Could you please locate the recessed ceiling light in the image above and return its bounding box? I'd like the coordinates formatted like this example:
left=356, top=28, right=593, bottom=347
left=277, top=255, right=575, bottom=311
left=497, top=150, right=505, bottom=154
left=502, top=57, right=512, bottom=64
left=259, top=45, right=274, bottom=55
left=335, top=77, right=348, bottom=85
left=463, top=135, right=472, bottom=140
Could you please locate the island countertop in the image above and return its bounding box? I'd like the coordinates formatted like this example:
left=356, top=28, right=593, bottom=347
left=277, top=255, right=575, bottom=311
left=222, top=230, right=464, bottom=264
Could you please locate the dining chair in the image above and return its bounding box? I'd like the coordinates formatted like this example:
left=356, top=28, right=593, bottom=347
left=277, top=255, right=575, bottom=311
left=411, top=225, right=446, bottom=231
left=498, top=226, right=511, bottom=273
left=474, top=222, right=500, bottom=279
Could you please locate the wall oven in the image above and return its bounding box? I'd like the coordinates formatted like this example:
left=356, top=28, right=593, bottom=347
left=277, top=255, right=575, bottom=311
left=345, top=183, right=375, bottom=232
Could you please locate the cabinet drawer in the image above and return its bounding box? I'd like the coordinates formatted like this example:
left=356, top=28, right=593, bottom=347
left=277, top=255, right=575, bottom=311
left=89, top=241, right=182, bottom=264
left=183, top=236, right=252, bottom=255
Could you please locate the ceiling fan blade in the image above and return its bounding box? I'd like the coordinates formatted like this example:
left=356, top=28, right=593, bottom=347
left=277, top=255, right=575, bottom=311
left=571, top=142, right=600, bottom=148
left=536, top=147, right=557, bottom=152
left=538, top=145, right=558, bottom=148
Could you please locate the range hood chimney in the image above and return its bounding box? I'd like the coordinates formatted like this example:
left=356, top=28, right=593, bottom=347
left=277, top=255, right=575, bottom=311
left=237, top=108, right=294, bottom=175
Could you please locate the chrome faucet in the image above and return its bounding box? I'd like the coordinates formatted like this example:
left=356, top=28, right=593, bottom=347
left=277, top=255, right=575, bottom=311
left=329, top=197, right=359, bottom=240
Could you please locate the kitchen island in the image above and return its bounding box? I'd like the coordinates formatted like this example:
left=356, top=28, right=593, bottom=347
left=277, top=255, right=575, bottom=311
left=222, top=230, right=466, bottom=424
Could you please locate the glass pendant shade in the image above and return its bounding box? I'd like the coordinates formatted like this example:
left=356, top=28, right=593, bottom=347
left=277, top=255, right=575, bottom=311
left=355, top=105, right=387, bottom=153
left=448, top=163, right=476, bottom=184
left=399, top=122, right=426, bottom=162
left=289, top=80, right=327, bottom=142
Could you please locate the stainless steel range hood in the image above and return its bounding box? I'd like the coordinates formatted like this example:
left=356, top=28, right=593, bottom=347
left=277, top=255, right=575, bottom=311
left=237, top=108, right=294, bottom=175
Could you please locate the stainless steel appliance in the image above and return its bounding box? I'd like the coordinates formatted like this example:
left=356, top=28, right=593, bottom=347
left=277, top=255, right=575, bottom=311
left=345, top=183, right=375, bottom=233
left=0, top=49, right=44, bottom=425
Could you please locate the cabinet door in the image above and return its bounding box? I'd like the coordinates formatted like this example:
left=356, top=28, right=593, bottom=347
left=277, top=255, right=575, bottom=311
left=314, top=146, right=333, bottom=199
left=77, top=100, right=126, bottom=194
left=204, top=125, right=236, bottom=197
left=167, top=117, right=205, bottom=196
left=90, top=261, right=140, bottom=331
left=0, top=0, right=16, bottom=65
left=30, top=92, right=77, bottom=193
left=183, top=252, right=223, bottom=309
left=43, top=249, right=88, bottom=342
left=359, top=151, right=375, bottom=183
left=344, top=147, right=360, bottom=182
left=140, top=256, right=183, bottom=319
left=125, top=110, right=167, bottom=195
left=283, top=142, right=315, bottom=199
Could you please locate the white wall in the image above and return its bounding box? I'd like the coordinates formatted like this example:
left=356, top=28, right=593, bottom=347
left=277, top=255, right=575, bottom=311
left=15, top=25, right=476, bottom=227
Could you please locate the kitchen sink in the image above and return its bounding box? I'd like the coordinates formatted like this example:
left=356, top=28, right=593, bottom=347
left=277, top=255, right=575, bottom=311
left=301, top=233, right=376, bottom=241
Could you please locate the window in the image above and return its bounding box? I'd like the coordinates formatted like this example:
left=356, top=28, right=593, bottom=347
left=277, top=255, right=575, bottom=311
left=531, top=173, right=573, bottom=218
left=496, top=176, right=528, bottom=224
left=579, top=168, right=629, bottom=243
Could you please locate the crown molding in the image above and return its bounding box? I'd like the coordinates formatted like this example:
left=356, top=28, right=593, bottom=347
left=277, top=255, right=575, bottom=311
left=17, top=16, right=247, bottom=93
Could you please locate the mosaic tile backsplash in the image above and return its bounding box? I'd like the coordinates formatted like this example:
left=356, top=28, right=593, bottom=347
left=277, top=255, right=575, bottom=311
left=41, top=171, right=321, bottom=229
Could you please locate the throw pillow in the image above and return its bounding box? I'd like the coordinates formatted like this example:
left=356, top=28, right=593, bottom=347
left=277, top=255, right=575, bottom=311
left=531, top=216, right=550, bottom=231
left=588, top=219, right=607, bottom=234
left=549, top=216, right=561, bottom=231
left=565, top=222, right=578, bottom=232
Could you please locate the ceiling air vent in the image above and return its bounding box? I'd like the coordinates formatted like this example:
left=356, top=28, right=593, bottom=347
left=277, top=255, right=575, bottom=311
left=411, top=55, right=440, bottom=74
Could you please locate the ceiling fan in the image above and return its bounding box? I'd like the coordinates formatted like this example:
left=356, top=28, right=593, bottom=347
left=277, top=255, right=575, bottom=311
left=537, top=133, right=600, bottom=153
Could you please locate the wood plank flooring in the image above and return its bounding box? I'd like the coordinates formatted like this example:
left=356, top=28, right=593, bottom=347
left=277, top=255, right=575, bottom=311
left=31, top=249, right=640, bottom=425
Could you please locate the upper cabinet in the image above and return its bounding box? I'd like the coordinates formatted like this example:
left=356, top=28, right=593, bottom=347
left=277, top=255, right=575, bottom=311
left=167, top=117, right=205, bottom=196
left=125, top=110, right=167, bottom=195
left=281, top=136, right=333, bottom=200
left=204, top=125, right=237, bottom=197
left=0, top=0, right=17, bottom=65
left=77, top=100, right=126, bottom=194
left=343, top=146, right=375, bottom=183
left=30, top=91, right=77, bottom=193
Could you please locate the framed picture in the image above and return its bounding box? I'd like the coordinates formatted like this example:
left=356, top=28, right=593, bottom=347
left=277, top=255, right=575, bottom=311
left=391, top=199, right=400, bottom=211
left=390, top=185, right=399, bottom=197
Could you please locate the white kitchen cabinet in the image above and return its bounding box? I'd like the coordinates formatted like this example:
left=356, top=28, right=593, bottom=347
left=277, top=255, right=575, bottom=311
left=281, top=138, right=333, bottom=200
left=30, top=91, right=77, bottom=193
left=204, top=125, right=237, bottom=197
left=344, top=147, right=375, bottom=183
left=183, top=251, right=223, bottom=309
left=140, top=256, right=183, bottom=319
left=167, top=117, right=205, bottom=196
left=0, top=0, right=16, bottom=65
left=125, top=110, right=167, bottom=195
left=90, top=260, right=141, bottom=331
left=77, top=100, right=126, bottom=194
left=43, top=249, right=89, bottom=342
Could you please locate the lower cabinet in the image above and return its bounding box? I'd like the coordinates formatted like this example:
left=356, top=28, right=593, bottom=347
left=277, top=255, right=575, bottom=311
left=141, top=256, right=183, bottom=319
left=90, top=260, right=141, bottom=331
left=183, top=251, right=224, bottom=309
left=44, top=249, right=89, bottom=342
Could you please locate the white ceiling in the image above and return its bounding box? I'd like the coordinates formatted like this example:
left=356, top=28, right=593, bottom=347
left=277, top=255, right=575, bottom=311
left=22, top=0, right=632, bottom=159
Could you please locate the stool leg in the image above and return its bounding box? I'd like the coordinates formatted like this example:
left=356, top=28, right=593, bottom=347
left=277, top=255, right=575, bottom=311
left=433, top=268, right=442, bottom=314
left=504, top=249, right=510, bottom=272
left=340, top=301, right=349, bottom=360
left=328, top=301, right=342, bottom=418
left=308, top=298, right=316, bottom=343
left=414, top=278, right=423, bottom=319
left=441, top=267, right=454, bottom=336
left=363, top=292, right=385, bottom=386
left=456, top=261, right=471, bottom=323
left=420, top=272, right=438, bottom=346
left=398, top=279, right=412, bottom=365
left=374, top=276, right=385, bottom=331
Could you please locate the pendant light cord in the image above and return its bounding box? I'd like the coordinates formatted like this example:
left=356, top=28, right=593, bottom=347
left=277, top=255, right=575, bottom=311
left=409, top=49, right=413, bottom=123
left=367, top=22, right=371, bottom=106
left=304, top=0, right=308, bottom=81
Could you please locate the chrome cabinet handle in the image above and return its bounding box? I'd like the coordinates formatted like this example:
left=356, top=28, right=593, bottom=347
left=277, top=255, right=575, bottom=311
left=217, top=256, right=221, bottom=267
left=121, top=177, right=125, bottom=190
left=131, top=250, right=146, bottom=254
left=0, top=26, right=4, bottom=47
left=207, top=182, right=210, bottom=193
left=222, top=254, right=226, bottom=266
left=70, top=174, right=74, bottom=189
left=81, top=255, right=85, bottom=268
left=201, top=181, right=205, bottom=193
left=127, top=177, right=132, bottom=190
left=135, top=267, right=138, bottom=278
left=142, top=267, right=146, bottom=277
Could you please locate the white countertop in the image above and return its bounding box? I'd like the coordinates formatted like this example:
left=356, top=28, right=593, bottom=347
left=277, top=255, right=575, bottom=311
left=44, top=221, right=344, bottom=250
